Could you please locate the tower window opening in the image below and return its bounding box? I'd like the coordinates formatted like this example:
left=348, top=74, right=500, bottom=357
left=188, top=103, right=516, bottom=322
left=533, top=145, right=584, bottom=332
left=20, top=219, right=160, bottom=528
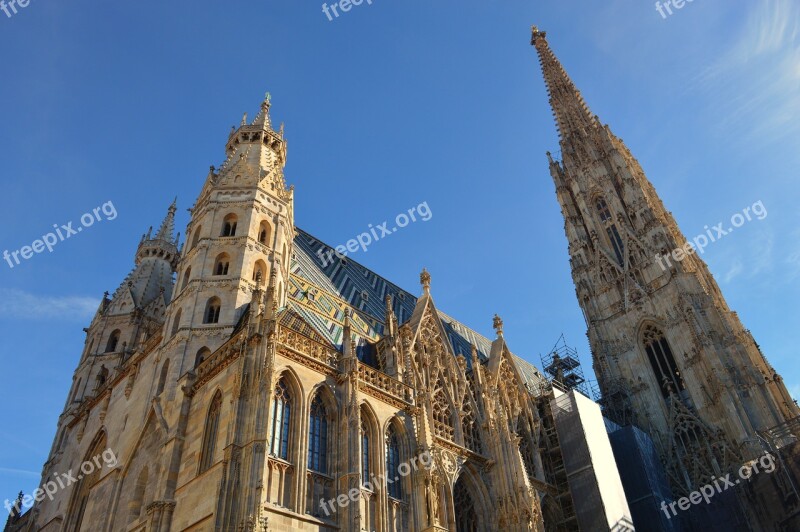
left=204, top=298, right=221, bottom=324
left=258, top=221, right=272, bottom=245
left=642, top=325, right=686, bottom=399
left=213, top=253, right=230, bottom=276
left=221, top=214, right=238, bottom=237
left=105, top=330, right=121, bottom=353
left=595, top=197, right=625, bottom=266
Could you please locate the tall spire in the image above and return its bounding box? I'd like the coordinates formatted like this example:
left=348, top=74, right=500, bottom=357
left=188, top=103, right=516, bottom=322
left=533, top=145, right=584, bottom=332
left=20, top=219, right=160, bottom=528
left=531, top=27, right=598, bottom=141
left=251, top=91, right=272, bottom=129
left=135, top=199, right=180, bottom=269
left=154, top=197, right=177, bottom=242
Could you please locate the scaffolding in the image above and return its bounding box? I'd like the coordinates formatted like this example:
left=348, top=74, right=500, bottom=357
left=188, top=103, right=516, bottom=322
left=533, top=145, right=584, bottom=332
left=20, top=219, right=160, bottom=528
left=540, top=334, right=592, bottom=398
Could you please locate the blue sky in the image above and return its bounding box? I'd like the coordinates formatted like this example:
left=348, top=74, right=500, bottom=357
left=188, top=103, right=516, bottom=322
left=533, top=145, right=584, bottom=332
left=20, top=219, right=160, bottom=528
left=1, top=0, right=798, bottom=506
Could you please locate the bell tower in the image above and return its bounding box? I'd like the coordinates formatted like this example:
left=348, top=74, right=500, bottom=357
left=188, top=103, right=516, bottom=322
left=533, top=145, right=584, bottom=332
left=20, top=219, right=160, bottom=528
left=530, top=27, right=798, bottom=495
left=165, top=93, right=294, bottom=367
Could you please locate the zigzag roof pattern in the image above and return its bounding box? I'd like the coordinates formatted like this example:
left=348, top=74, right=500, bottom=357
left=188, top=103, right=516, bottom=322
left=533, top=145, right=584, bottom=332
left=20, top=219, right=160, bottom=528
left=288, top=228, right=547, bottom=390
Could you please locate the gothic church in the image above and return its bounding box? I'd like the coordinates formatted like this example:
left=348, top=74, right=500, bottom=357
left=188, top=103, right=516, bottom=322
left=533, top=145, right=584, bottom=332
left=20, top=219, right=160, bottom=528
left=5, top=28, right=799, bottom=532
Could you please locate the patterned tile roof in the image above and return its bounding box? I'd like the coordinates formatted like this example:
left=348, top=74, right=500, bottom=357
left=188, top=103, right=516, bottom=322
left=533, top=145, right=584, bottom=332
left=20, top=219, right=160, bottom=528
left=290, top=228, right=546, bottom=386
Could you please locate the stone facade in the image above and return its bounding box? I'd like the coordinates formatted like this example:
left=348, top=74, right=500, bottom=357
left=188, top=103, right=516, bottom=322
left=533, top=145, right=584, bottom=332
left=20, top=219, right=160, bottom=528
left=6, top=91, right=585, bottom=532
left=530, top=26, right=800, bottom=528
left=5, top=27, right=798, bottom=532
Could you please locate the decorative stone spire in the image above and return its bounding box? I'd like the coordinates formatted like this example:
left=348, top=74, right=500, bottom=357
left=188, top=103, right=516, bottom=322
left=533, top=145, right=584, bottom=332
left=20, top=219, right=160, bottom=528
left=251, top=92, right=272, bottom=129
left=154, top=197, right=178, bottom=242
left=136, top=200, right=180, bottom=268
left=420, top=268, right=431, bottom=295
left=493, top=314, right=504, bottom=337
left=531, top=26, right=598, bottom=141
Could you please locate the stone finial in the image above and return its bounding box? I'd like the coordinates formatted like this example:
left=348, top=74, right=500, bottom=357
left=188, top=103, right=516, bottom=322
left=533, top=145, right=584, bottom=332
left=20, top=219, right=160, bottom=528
left=493, top=314, right=504, bottom=337
left=420, top=268, right=431, bottom=294
left=531, top=25, right=546, bottom=45
left=241, top=113, right=248, bottom=126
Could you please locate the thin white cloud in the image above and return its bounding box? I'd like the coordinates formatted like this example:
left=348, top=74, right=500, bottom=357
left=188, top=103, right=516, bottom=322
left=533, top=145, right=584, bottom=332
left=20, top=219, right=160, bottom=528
left=0, top=289, right=98, bottom=321
left=694, top=0, right=800, bottom=146
left=722, top=258, right=743, bottom=283
left=0, top=467, right=40, bottom=478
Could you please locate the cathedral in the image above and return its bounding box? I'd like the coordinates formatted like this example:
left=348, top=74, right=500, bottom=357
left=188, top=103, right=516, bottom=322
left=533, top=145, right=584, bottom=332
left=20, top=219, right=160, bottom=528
left=5, top=28, right=799, bottom=532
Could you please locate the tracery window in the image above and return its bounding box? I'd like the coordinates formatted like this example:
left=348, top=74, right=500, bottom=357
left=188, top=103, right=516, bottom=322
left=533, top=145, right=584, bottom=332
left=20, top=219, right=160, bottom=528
left=307, top=395, right=329, bottom=474
left=361, top=419, right=371, bottom=484
left=461, top=401, right=482, bottom=453
left=199, top=391, right=222, bottom=473
left=596, top=197, right=625, bottom=266
left=642, top=325, right=686, bottom=398
left=269, top=380, right=291, bottom=460
left=432, top=386, right=455, bottom=440
left=386, top=425, right=403, bottom=500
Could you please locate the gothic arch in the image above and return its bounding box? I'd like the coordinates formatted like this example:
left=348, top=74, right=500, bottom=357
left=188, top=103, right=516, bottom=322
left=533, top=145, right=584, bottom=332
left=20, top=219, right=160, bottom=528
left=111, top=409, right=168, bottom=530
left=307, top=384, right=338, bottom=472
left=306, top=385, right=337, bottom=517
left=636, top=320, right=687, bottom=400
left=270, top=368, right=305, bottom=462
left=198, top=390, right=223, bottom=474
left=452, top=465, right=491, bottom=532
left=65, top=429, right=109, bottom=531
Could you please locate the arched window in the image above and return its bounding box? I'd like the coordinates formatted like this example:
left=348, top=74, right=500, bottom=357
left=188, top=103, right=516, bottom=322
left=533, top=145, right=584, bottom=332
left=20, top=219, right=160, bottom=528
left=462, top=401, right=482, bottom=453
left=361, top=419, right=371, bottom=484
left=269, top=379, right=291, bottom=460
left=170, top=309, right=182, bottom=337
left=156, top=360, right=169, bottom=396
left=195, top=347, right=210, bottom=367
left=105, top=329, right=121, bottom=353
left=204, top=298, right=221, bottom=324
left=642, top=325, right=686, bottom=398
left=95, top=365, right=109, bottom=390
left=69, top=432, right=107, bottom=531
left=190, top=226, right=202, bottom=249
left=307, top=395, right=329, bottom=474
left=432, top=386, right=454, bottom=440
left=221, top=214, right=238, bottom=237
left=180, top=266, right=191, bottom=291
left=128, top=467, right=148, bottom=522
left=454, top=476, right=478, bottom=532
left=72, top=378, right=82, bottom=402
left=199, top=391, right=222, bottom=473
left=595, top=197, right=625, bottom=266
left=213, top=253, right=230, bottom=276
left=258, top=220, right=272, bottom=245
left=386, top=424, right=403, bottom=500
left=252, top=260, right=267, bottom=283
